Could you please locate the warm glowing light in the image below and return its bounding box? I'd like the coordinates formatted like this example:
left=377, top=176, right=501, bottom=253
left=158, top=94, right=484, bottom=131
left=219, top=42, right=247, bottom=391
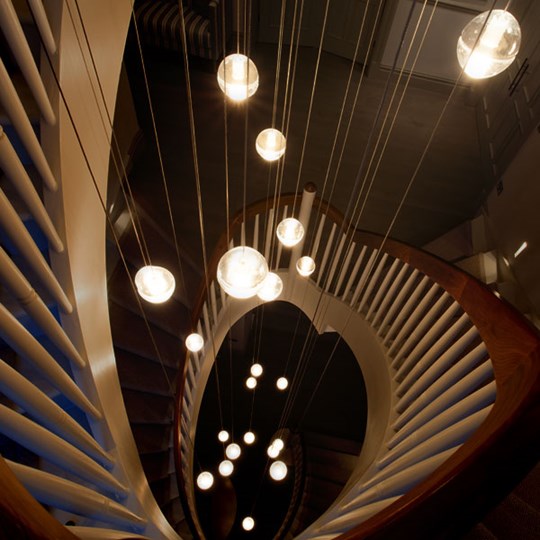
left=269, top=460, right=288, bottom=481
left=185, top=333, right=204, bottom=352
left=135, top=266, right=175, bottom=304
left=514, top=241, right=528, bottom=258
left=219, top=460, right=234, bottom=477
left=197, top=471, right=214, bottom=490
left=217, top=54, right=259, bottom=101
left=457, top=10, right=521, bottom=79
left=257, top=272, right=283, bottom=301
left=217, top=246, right=269, bottom=299
left=276, top=218, right=304, bottom=247
left=273, top=438, right=284, bottom=452
left=242, top=517, right=255, bottom=531
left=218, top=430, right=230, bottom=443
left=243, top=431, right=256, bottom=445
left=276, top=377, right=289, bottom=390
left=267, top=443, right=280, bottom=458
left=246, top=376, right=257, bottom=389
left=250, top=363, right=263, bottom=377
left=296, top=256, right=316, bottom=277
left=225, top=443, right=241, bottom=460
left=256, top=128, right=286, bottom=161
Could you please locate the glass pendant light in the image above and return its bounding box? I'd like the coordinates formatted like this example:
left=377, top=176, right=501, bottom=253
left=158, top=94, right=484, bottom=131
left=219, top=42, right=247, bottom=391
left=185, top=333, right=204, bottom=352
left=197, top=471, right=214, bottom=490
left=276, top=218, right=304, bottom=247
left=246, top=376, right=257, bottom=389
left=250, top=363, right=263, bottom=377
left=269, top=460, right=288, bottom=481
left=256, top=128, right=286, bottom=161
left=267, top=443, right=280, bottom=458
left=457, top=9, right=521, bottom=79
left=257, top=272, right=283, bottom=302
left=225, top=443, right=241, bottom=460
left=276, top=376, right=289, bottom=390
left=217, top=54, right=259, bottom=101
left=217, top=246, right=269, bottom=299
left=273, top=438, right=284, bottom=452
left=296, top=256, right=316, bottom=277
left=135, top=265, right=175, bottom=304
left=243, top=431, right=256, bottom=445
left=242, top=517, right=255, bottom=531
left=218, top=430, right=230, bottom=443
left=219, top=459, right=234, bottom=477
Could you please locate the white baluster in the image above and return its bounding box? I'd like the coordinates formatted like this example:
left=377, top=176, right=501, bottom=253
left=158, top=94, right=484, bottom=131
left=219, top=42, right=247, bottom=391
left=316, top=223, right=337, bottom=287
left=27, top=0, right=56, bottom=55
left=334, top=241, right=355, bottom=296
left=341, top=245, right=365, bottom=302
left=324, top=233, right=346, bottom=292
left=253, top=213, right=259, bottom=250
left=373, top=263, right=410, bottom=331
left=366, top=258, right=400, bottom=322
left=275, top=206, right=288, bottom=269
left=0, top=406, right=127, bottom=496
left=67, top=527, right=151, bottom=540
left=264, top=207, right=274, bottom=261
left=350, top=248, right=378, bottom=307
left=210, top=282, right=218, bottom=324
left=310, top=214, right=326, bottom=260
left=241, top=221, right=246, bottom=246
left=0, top=304, right=99, bottom=417
left=289, top=184, right=316, bottom=274
left=6, top=461, right=144, bottom=528
left=357, top=253, right=389, bottom=314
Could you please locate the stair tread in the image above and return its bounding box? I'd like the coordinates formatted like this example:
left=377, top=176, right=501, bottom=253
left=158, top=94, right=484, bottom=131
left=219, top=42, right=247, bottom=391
left=140, top=450, right=176, bottom=482
left=482, top=493, right=540, bottom=539
left=461, top=523, right=498, bottom=540
left=122, top=388, right=174, bottom=424
left=150, top=474, right=180, bottom=507
left=131, top=423, right=173, bottom=454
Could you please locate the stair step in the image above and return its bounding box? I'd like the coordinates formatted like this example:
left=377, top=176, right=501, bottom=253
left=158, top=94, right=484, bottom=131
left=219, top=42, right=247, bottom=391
left=303, top=431, right=362, bottom=455
left=461, top=523, right=498, bottom=540
left=131, top=423, right=172, bottom=454
left=150, top=474, right=180, bottom=507
left=121, top=388, right=174, bottom=424
left=109, top=302, right=183, bottom=368
left=307, top=446, right=358, bottom=485
left=116, top=350, right=177, bottom=396
left=304, top=476, right=344, bottom=513
left=140, top=450, right=176, bottom=483
left=514, top=462, right=540, bottom=510
left=162, top=496, right=186, bottom=529
left=175, top=518, right=193, bottom=538
left=482, top=493, right=540, bottom=539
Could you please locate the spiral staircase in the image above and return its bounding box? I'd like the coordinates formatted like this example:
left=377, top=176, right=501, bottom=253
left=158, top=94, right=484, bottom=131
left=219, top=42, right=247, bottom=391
left=0, top=2, right=539, bottom=540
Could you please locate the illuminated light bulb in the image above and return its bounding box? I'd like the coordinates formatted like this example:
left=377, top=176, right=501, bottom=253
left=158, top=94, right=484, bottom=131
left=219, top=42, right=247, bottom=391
left=273, top=438, right=284, bottom=452
left=242, top=517, right=255, bottom=531
left=250, top=363, right=263, bottom=377
left=135, top=265, right=175, bottom=304
left=225, top=443, right=241, bottom=460
left=276, top=218, right=304, bottom=247
left=457, top=9, right=521, bottom=79
left=218, top=430, right=230, bottom=443
left=256, top=128, right=286, bottom=161
left=219, top=460, right=234, bottom=477
left=296, top=256, right=316, bottom=277
left=196, top=471, right=214, bottom=490
left=185, top=333, right=204, bottom=352
left=217, top=246, right=269, bottom=299
left=243, top=431, right=256, bottom=445
left=217, top=54, right=259, bottom=101
left=267, top=443, right=280, bottom=458
left=257, top=272, right=283, bottom=302
left=269, top=460, right=288, bottom=481
left=514, top=241, right=527, bottom=258
left=246, top=376, right=257, bottom=389
left=276, top=377, right=289, bottom=391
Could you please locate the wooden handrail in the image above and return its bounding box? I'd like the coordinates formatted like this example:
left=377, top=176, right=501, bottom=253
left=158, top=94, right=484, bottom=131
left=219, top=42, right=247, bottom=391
left=175, top=191, right=540, bottom=539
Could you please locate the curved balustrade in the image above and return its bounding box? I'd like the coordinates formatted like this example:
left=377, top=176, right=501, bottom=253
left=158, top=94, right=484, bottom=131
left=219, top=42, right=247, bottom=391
left=175, top=188, right=540, bottom=539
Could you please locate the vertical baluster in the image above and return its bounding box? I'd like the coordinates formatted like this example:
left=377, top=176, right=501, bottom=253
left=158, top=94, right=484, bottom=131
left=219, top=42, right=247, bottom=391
left=264, top=207, right=275, bottom=261
left=253, top=213, right=259, bottom=251
left=316, top=223, right=337, bottom=287
left=334, top=241, right=355, bottom=297
left=324, top=233, right=346, bottom=292
left=373, top=264, right=411, bottom=331
left=275, top=206, right=287, bottom=269
left=342, top=245, right=366, bottom=302
left=210, top=282, right=218, bottom=324
left=310, top=214, right=326, bottom=260
left=27, top=0, right=57, bottom=55
left=357, top=253, right=388, bottom=314
left=350, top=248, right=378, bottom=307
left=366, top=259, right=401, bottom=322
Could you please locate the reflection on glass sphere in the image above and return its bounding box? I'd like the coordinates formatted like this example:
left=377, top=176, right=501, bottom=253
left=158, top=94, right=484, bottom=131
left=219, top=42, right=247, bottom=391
left=269, top=460, right=288, bottom=481
left=296, top=256, right=316, bottom=277
left=256, top=128, right=286, bottom=161
left=135, top=265, right=175, bottom=304
left=250, top=363, right=263, bottom=377
left=218, top=430, right=230, bottom=443
left=217, top=246, right=269, bottom=299
left=276, top=218, right=304, bottom=247
left=217, top=54, right=259, bottom=101
left=257, top=272, right=283, bottom=302
left=196, top=471, right=214, bottom=490
left=219, top=460, right=234, bottom=477
left=267, top=443, right=280, bottom=458
left=246, top=376, right=257, bottom=389
left=276, top=377, right=289, bottom=390
left=273, top=438, right=284, bottom=452
left=225, top=443, right=241, bottom=460
left=242, top=517, right=255, bottom=531
left=457, top=9, right=521, bottom=79
left=243, top=431, right=256, bottom=445
left=185, top=333, right=204, bottom=352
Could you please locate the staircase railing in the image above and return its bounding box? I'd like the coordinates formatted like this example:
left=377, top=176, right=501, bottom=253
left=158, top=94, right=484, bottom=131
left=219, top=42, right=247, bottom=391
left=176, top=186, right=540, bottom=539
left=0, top=1, right=177, bottom=538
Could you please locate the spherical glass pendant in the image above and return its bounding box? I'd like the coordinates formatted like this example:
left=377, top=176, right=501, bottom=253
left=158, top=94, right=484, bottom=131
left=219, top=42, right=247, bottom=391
left=250, top=363, right=263, bottom=377
left=219, top=459, right=234, bottom=477
left=257, top=272, right=283, bottom=302
left=217, top=54, right=259, bottom=101
left=276, top=377, right=289, bottom=390
left=135, top=265, right=175, bottom=304
left=457, top=9, right=521, bottom=79
left=185, top=333, right=204, bottom=352
left=217, top=246, right=269, bottom=299
left=246, top=376, right=257, bottom=389
left=296, top=256, right=316, bottom=277
left=225, top=443, right=241, bottom=460
left=256, top=128, right=286, bottom=161
left=243, top=431, right=256, bottom=445
left=242, top=517, right=255, bottom=531
left=218, top=430, right=230, bottom=443
left=197, top=471, right=214, bottom=490
left=276, top=218, right=304, bottom=248
left=269, top=460, right=288, bottom=481
left=267, top=443, right=280, bottom=458
left=273, top=438, right=284, bottom=452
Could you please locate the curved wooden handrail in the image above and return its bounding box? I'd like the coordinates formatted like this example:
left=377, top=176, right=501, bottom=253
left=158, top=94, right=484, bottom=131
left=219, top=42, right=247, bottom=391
left=175, top=191, right=540, bottom=539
